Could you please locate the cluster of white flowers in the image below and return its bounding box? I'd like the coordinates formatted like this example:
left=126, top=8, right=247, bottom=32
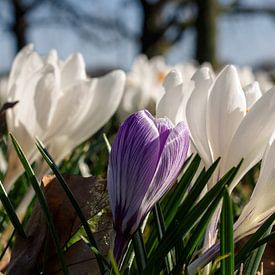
left=2, top=45, right=126, bottom=191
left=1, top=45, right=275, bottom=251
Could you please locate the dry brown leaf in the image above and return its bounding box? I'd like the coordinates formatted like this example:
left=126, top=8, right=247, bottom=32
left=46, top=210, right=113, bottom=275
left=7, top=174, right=112, bottom=275
left=0, top=101, right=18, bottom=138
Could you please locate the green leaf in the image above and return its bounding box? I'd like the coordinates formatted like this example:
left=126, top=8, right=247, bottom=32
left=132, top=229, right=147, bottom=272
left=242, top=225, right=271, bottom=275
left=153, top=203, right=173, bottom=272
left=145, top=154, right=200, bottom=257
left=144, top=163, right=240, bottom=274
left=172, top=185, right=226, bottom=274
left=220, top=187, right=234, bottom=275
left=162, top=154, right=200, bottom=225
left=235, top=212, right=275, bottom=268
left=0, top=180, right=26, bottom=239
left=176, top=157, right=220, bottom=222
left=35, top=138, right=109, bottom=274
left=108, top=250, right=120, bottom=275
left=209, top=254, right=230, bottom=275
left=10, top=134, right=69, bottom=275
left=103, top=133, right=111, bottom=153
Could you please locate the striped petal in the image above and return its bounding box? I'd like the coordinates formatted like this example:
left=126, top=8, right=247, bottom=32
left=107, top=110, right=161, bottom=235
left=141, top=121, right=190, bottom=215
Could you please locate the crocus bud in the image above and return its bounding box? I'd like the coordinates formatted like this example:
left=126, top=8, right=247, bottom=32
left=107, top=110, right=189, bottom=262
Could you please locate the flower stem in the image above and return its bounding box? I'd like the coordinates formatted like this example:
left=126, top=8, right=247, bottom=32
left=132, top=228, right=147, bottom=272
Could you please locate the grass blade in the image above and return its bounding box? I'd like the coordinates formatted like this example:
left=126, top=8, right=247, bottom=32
left=235, top=212, right=275, bottom=267
left=153, top=202, right=173, bottom=272
left=220, top=186, right=234, bottom=275
left=10, top=134, right=69, bottom=275
left=0, top=180, right=26, bottom=239
left=162, top=154, right=200, bottom=225
left=242, top=225, right=271, bottom=275
left=132, top=228, right=147, bottom=272
left=35, top=138, right=109, bottom=273
left=108, top=250, right=120, bottom=275
left=103, top=133, right=111, bottom=153
left=144, top=164, right=239, bottom=274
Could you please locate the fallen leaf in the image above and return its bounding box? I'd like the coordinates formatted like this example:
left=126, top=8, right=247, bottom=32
left=0, top=101, right=18, bottom=138
left=7, top=174, right=112, bottom=275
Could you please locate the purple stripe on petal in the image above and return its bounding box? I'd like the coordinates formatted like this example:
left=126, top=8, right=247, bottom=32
left=141, top=121, right=189, bottom=215
left=107, top=110, right=161, bottom=233
left=107, top=110, right=190, bottom=263
left=156, top=117, right=174, bottom=157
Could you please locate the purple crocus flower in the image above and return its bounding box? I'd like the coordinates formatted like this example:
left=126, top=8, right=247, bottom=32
left=107, top=110, right=189, bottom=262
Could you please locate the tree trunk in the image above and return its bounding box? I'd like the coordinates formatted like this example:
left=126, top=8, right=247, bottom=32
left=195, top=0, right=218, bottom=68
left=11, top=0, right=27, bottom=52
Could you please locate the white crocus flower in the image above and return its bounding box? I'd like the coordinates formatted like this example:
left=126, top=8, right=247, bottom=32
left=118, top=55, right=170, bottom=119
left=234, top=132, right=275, bottom=240
left=4, top=44, right=126, bottom=191
left=157, top=65, right=275, bottom=250
left=159, top=65, right=275, bottom=193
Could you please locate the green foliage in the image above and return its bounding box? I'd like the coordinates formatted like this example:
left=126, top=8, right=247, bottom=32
left=220, top=187, right=234, bottom=275
left=10, top=134, right=69, bottom=275
left=0, top=124, right=273, bottom=274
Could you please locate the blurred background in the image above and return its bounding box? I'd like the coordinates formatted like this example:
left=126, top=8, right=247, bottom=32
left=1, top=0, right=275, bottom=75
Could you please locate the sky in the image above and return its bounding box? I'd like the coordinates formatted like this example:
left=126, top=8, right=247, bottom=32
left=1, top=0, right=275, bottom=74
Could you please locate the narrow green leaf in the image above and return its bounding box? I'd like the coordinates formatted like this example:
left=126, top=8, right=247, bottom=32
left=235, top=212, right=275, bottom=267
left=163, top=154, right=200, bottom=225
left=132, top=228, right=147, bottom=272
left=144, top=165, right=238, bottom=274
left=146, top=154, right=199, bottom=257
left=0, top=180, right=26, bottom=239
left=35, top=138, right=109, bottom=274
left=0, top=230, right=15, bottom=261
left=172, top=185, right=226, bottom=274
left=243, top=225, right=271, bottom=275
left=220, top=187, right=234, bottom=275
left=103, top=133, right=111, bottom=153
left=109, top=250, right=120, bottom=275
left=153, top=203, right=173, bottom=272
left=10, top=134, right=69, bottom=275
left=253, top=230, right=275, bottom=249
left=177, top=157, right=220, bottom=221
left=209, top=254, right=230, bottom=275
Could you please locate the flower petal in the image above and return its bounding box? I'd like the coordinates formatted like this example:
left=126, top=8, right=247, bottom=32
left=157, top=71, right=194, bottom=125
left=107, top=110, right=161, bottom=234
left=224, top=86, right=275, bottom=191
left=207, top=65, right=246, bottom=162
left=234, top=133, right=275, bottom=239
left=243, top=81, right=262, bottom=110
left=141, top=121, right=189, bottom=215
left=61, top=53, right=86, bottom=89
left=186, top=67, right=213, bottom=166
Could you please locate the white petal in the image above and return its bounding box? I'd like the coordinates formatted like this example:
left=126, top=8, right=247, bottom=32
left=243, top=81, right=262, bottom=109
left=186, top=67, right=213, bottom=166
left=45, top=79, right=93, bottom=139
left=46, top=71, right=124, bottom=170
left=162, top=70, right=183, bottom=91
left=224, top=87, right=275, bottom=191
left=157, top=71, right=194, bottom=126
left=234, top=133, right=275, bottom=239
left=34, top=65, right=59, bottom=130
left=207, top=65, right=246, bottom=162
left=46, top=49, right=58, bottom=65
left=8, top=44, right=34, bottom=91
left=61, top=53, right=86, bottom=89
